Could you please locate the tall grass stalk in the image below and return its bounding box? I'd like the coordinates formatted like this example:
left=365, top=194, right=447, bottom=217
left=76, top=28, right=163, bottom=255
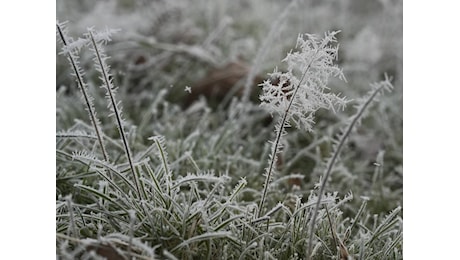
left=306, top=76, right=393, bottom=258
left=258, top=31, right=346, bottom=218
left=86, top=28, right=142, bottom=199
left=56, top=21, right=110, bottom=163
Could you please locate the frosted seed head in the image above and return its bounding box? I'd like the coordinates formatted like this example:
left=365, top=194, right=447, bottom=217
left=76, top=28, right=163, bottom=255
left=260, top=31, right=347, bottom=131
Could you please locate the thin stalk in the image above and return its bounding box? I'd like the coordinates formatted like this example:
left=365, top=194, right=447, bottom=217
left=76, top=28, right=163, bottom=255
left=87, top=29, right=142, bottom=199
left=257, top=51, right=318, bottom=218
left=306, top=80, right=391, bottom=259
left=56, top=22, right=110, bottom=163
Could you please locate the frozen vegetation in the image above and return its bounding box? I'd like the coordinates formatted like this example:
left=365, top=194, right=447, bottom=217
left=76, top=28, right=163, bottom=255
left=56, top=0, right=402, bottom=259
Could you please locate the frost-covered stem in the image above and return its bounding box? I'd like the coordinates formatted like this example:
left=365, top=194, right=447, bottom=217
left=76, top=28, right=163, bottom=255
left=257, top=56, right=317, bottom=218
left=153, top=137, right=172, bottom=198
left=257, top=120, right=284, bottom=218
left=306, top=80, right=391, bottom=259
left=56, top=22, right=109, bottom=163
left=88, top=30, right=142, bottom=200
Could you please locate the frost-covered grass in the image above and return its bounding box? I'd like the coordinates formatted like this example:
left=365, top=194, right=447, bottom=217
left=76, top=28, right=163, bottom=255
left=56, top=1, right=402, bottom=259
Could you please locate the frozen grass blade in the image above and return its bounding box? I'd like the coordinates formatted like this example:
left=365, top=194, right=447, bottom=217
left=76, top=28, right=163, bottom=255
left=86, top=28, right=142, bottom=199
left=366, top=206, right=401, bottom=246
left=172, top=173, right=223, bottom=190
left=170, top=231, right=236, bottom=253
left=257, top=121, right=286, bottom=218
left=214, top=214, right=245, bottom=232
left=258, top=31, right=346, bottom=218
left=306, top=76, right=394, bottom=258
left=56, top=21, right=110, bottom=163
left=163, top=249, right=179, bottom=260
left=238, top=242, right=258, bottom=260
left=345, top=197, right=369, bottom=241
left=72, top=151, right=137, bottom=193
left=150, top=136, right=173, bottom=200
left=209, top=177, right=247, bottom=224
left=383, top=230, right=403, bottom=257
left=56, top=130, right=97, bottom=140
left=141, top=163, right=169, bottom=207
left=74, top=184, right=130, bottom=213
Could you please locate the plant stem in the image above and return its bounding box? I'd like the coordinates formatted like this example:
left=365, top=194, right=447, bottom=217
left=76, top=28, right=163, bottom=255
left=306, top=81, right=390, bottom=259
left=56, top=22, right=110, bottom=163
left=88, top=30, right=142, bottom=199
left=257, top=55, right=316, bottom=218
